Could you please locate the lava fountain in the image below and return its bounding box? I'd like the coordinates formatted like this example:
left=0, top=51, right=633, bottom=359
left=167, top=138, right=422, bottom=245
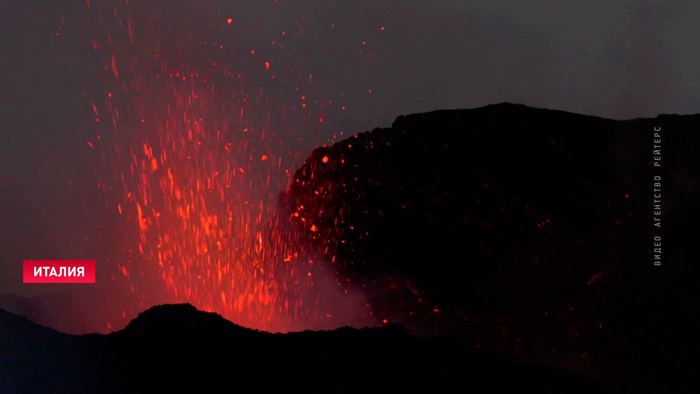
left=84, top=0, right=378, bottom=332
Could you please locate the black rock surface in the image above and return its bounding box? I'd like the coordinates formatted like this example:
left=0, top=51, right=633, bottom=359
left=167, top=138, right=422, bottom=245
left=278, top=103, right=700, bottom=393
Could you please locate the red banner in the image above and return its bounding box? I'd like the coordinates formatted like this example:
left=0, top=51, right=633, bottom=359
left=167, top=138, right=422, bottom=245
left=23, top=260, right=96, bottom=283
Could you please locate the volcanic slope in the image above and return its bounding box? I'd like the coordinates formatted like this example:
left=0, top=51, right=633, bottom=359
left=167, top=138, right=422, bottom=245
left=278, top=103, right=700, bottom=393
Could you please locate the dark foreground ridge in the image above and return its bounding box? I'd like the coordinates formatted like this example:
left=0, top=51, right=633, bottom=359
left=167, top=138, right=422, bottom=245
left=0, top=303, right=606, bottom=394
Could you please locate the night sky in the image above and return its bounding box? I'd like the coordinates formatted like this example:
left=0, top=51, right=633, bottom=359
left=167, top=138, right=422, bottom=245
left=0, top=0, right=698, bottom=325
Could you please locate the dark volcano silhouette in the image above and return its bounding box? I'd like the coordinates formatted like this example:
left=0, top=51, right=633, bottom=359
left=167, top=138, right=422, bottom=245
left=0, top=303, right=607, bottom=393
left=278, top=103, right=700, bottom=393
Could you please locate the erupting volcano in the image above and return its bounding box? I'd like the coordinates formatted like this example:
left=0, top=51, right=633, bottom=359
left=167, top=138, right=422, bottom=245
left=84, top=0, right=379, bottom=332
left=2, top=1, right=699, bottom=393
